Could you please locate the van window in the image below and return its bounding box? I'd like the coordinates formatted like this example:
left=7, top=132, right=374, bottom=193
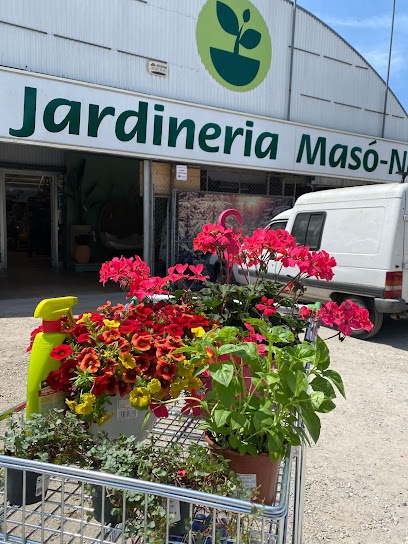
left=292, top=213, right=326, bottom=250
left=269, top=220, right=288, bottom=231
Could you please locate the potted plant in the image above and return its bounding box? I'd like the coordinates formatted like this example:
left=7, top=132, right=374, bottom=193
left=38, top=284, right=212, bottom=435
left=73, top=231, right=93, bottom=265
left=86, top=434, right=250, bottom=539
left=0, top=409, right=94, bottom=506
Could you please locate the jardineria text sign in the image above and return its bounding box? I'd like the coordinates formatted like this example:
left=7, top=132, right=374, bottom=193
left=1, top=68, right=407, bottom=182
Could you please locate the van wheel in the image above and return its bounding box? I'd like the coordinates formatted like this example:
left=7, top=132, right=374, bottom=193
left=338, top=295, right=383, bottom=339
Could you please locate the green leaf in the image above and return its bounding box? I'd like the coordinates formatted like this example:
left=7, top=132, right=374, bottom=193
left=240, top=29, right=261, bottom=49
left=243, top=8, right=251, bottom=22
left=213, top=409, right=229, bottom=428
left=267, top=431, right=283, bottom=454
left=301, top=408, right=321, bottom=443
left=316, top=398, right=336, bottom=413
left=209, top=362, right=234, bottom=387
left=315, top=337, right=331, bottom=370
left=265, top=326, right=295, bottom=345
left=228, top=434, right=240, bottom=450
left=310, top=376, right=336, bottom=398
left=218, top=344, right=243, bottom=356
left=323, top=370, right=346, bottom=398
left=230, top=412, right=247, bottom=431
left=213, top=382, right=235, bottom=408
left=310, top=391, right=325, bottom=410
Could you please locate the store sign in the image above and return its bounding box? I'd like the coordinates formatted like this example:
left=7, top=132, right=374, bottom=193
left=196, top=0, right=272, bottom=92
left=0, top=68, right=407, bottom=183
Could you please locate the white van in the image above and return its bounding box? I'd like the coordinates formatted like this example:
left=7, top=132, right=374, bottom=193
left=235, top=183, right=408, bottom=339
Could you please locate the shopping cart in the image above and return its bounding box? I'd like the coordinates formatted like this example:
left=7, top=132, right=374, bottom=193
left=0, top=405, right=307, bottom=544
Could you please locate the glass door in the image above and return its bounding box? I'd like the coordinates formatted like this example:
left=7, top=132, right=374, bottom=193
left=0, top=170, right=59, bottom=270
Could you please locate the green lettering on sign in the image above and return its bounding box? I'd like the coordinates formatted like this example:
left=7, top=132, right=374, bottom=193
left=296, top=135, right=326, bottom=166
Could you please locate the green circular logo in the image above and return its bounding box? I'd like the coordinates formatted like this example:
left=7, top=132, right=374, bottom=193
left=196, top=0, right=272, bottom=92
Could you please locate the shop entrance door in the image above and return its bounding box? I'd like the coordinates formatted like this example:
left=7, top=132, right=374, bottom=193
left=0, top=170, right=59, bottom=270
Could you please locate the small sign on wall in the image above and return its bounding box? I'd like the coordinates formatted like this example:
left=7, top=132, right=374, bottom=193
left=176, top=165, right=188, bottom=181
left=148, top=60, right=168, bottom=78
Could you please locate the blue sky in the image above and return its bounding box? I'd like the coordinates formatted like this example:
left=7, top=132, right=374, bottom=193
left=298, top=0, right=408, bottom=113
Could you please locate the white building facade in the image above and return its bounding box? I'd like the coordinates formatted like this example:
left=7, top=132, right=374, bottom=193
left=0, top=0, right=407, bottom=272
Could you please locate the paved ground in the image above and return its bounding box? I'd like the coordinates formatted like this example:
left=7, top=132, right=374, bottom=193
left=0, top=270, right=407, bottom=543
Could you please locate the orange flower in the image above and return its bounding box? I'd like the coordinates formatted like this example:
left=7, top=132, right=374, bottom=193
left=168, top=350, right=185, bottom=362
left=118, top=337, right=131, bottom=355
left=79, top=353, right=101, bottom=373
left=103, top=358, right=119, bottom=376
left=156, top=359, right=177, bottom=381
left=132, top=333, right=153, bottom=351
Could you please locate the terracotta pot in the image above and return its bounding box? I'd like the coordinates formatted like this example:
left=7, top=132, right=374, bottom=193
left=205, top=433, right=280, bottom=506
left=74, top=244, right=91, bottom=264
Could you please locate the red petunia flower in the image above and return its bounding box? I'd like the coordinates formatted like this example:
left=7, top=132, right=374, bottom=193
left=46, top=371, right=63, bottom=391
left=119, top=381, right=131, bottom=397
left=50, top=345, right=73, bottom=360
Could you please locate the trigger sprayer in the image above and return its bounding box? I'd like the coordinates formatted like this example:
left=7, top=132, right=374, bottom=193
left=26, top=296, right=78, bottom=418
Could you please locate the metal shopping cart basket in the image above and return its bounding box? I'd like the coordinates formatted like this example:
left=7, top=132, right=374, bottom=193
left=0, top=405, right=307, bottom=544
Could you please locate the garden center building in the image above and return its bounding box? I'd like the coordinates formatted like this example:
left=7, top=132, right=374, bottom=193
left=0, top=0, right=407, bottom=275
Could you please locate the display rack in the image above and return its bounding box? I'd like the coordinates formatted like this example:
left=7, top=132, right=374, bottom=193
left=0, top=406, right=306, bottom=544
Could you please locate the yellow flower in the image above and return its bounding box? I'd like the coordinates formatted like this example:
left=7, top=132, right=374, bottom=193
left=191, top=327, right=206, bottom=338
left=170, top=378, right=187, bottom=399
left=129, top=387, right=151, bottom=409
left=185, top=377, right=203, bottom=393
left=119, top=353, right=136, bottom=369
left=74, top=393, right=96, bottom=416
left=96, top=412, right=114, bottom=426
left=103, top=319, right=120, bottom=328
left=76, top=313, right=92, bottom=324
left=148, top=379, right=162, bottom=395
left=65, top=399, right=77, bottom=411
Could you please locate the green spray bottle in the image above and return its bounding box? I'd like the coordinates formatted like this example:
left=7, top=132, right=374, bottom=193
left=26, top=296, right=78, bottom=418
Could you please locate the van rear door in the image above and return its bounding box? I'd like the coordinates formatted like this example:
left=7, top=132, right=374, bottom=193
left=403, top=192, right=408, bottom=302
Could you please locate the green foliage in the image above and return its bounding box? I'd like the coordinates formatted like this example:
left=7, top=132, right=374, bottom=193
left=183, top=324, right=343, bottom=460
left=87, top=435, right=251, bottom=542
left=1, top=409, right=94, bottom=466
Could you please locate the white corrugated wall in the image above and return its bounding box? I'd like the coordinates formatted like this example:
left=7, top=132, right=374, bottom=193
left=0, top=0, right=406, bottom=141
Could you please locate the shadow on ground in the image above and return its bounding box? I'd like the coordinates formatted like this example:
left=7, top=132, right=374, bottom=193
left=0, top=268, right=127, bottom=317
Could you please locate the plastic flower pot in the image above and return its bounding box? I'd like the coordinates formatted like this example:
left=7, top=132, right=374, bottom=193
left=169, top=498, right=192, bottom=537
left=6, top=467, right=50, bottom=507
left=91, top=485, right=121, bottom=526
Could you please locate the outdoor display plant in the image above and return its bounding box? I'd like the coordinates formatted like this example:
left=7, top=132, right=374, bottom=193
left=28, top=212, right=374, bottom=504
left=0, top=409, right=95, bottom=505
left=86, top=434, right=255, bottom=542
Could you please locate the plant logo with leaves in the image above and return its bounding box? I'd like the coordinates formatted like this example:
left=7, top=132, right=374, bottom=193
left=197, top=0, right=272, bottom=92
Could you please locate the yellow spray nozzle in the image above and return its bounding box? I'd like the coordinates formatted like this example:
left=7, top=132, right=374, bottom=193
left=34, top=296, right=78, bottom=321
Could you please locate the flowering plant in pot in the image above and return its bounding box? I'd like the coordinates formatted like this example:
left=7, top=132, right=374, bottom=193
left=41, top=296, right=211, bottom=427
left=86, top=434, right=251, bottom=540
left=168, top=214, right=374, bottom=505
left=34, top=256, right=216, bottom=429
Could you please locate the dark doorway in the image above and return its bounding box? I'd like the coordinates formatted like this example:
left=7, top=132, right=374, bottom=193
left=6, top=174, right=52, bottom=269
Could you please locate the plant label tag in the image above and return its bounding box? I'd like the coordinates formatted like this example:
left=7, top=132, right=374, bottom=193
left=35, top=475, right=50, bottom=497
left=169, top=499, right=181, bottom=523
left=117, top=399, right=139, bottom=420
left=238, top=473, right=257, bottom=492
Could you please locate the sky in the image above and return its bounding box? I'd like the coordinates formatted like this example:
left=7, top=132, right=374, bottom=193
left=298, top=0, right=408, bottom=113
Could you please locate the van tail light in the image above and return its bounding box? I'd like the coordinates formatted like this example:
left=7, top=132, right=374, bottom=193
left=385, top=271, right=403, bottom=298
